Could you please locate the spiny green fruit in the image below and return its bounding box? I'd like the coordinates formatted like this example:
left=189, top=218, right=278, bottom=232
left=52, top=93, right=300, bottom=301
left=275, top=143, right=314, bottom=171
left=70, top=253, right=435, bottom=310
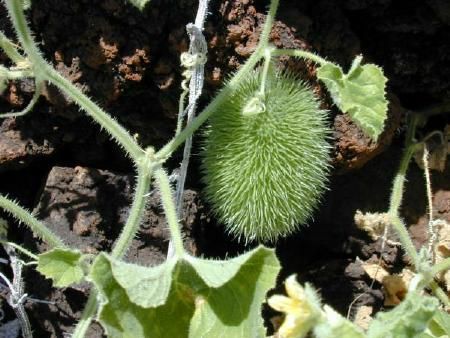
left=201, top=69, right=331, bottom=242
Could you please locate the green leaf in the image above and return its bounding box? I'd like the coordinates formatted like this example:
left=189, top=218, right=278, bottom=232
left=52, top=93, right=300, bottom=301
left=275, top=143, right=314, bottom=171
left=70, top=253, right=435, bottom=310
left=367, top=291, right=439, bottom=338
left=109, top=256, right=177, bottom=308
left=188, top=246, right=280, bottom=338
left=127, top=0, right=151, bottom=11
left=89, top=246, right=280, bottom=338
left=424, top=310, right=450, bottom=337
left=90, top=254, right=194, bottom=338
left=185, top=246, right=275, bottom=288
left=316, top=56, right=388, bottom=140
left=37, top=248, right=85, bottom=287
left=314, top=305, right=365, bottom=338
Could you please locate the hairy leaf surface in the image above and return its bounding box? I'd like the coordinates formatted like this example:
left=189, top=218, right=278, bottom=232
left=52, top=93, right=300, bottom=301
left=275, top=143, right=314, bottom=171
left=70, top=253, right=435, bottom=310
left=90, top=254, right=193, bottom=338
left=188, top=246, right=280, bottom=337
left=37, top=248, right=85, bottom=287
left=313, top=305, right=365, bottom=338
left=317, top=56, right=388, bottom=140
left=367, top=292, right=439, bottom=338
left=90, top=246, right=280, bottom=338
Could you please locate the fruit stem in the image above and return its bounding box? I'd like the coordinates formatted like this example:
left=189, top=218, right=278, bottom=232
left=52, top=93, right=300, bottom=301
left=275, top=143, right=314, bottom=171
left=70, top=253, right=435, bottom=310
left=157, top=0, right=280, bottom=159
left=259, top=47, right=274, bottom=97
left=259, top=0, right=279, bottom=50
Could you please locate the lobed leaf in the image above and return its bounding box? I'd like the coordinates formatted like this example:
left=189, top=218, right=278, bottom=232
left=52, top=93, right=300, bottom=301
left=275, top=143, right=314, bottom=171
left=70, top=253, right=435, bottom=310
left=316, top=56, right=388, bottom=141
left=89, top=246, right=280, bottom=338
left=188, top=246, right=280, bottom=338
left=367, top=291, right=439, bottom=338
left=37, top=248, right=85, bottom=287
left=313, top=305, right=365, bottom=338
left=108, top=255, right=176, bottom=308
left=90, top=254, right=194, bottom=338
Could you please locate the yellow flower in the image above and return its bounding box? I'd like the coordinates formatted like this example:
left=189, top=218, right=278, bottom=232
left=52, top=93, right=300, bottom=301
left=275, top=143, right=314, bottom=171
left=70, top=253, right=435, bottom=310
left=267, top=275, right=321, bottom=338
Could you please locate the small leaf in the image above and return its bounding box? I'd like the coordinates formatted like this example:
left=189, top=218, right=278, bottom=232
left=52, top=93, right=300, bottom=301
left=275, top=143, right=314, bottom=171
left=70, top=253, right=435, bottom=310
left=317, top=56, right=388, bottom=140
left=188, top=246, right=280, bottom=338
left=37, top=248, right=85, bottom=287
left=367, top=291, right=439, bottom=338
left=127, top=0, right=151, bottom=11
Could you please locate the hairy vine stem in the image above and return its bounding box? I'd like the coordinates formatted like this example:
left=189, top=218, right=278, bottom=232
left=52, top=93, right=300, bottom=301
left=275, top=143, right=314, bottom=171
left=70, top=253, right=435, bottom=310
left=0, top=195, right=65, bottom=249
left=0, top=31, right=26, bottom=64
left=5, top=1, right=430, bottom=337
left=387, top=115, right=420, bottom=266
left=386, top=115, right=450, bottom=305
left=271, top=48, right=328, bottom=65
left=155, top=168, right=185, bottom=258
left=111, top=163, right=153, bottom=259
left=4, top=0, right=143, bottom=161
left=71, top=290, right=98, bottom=338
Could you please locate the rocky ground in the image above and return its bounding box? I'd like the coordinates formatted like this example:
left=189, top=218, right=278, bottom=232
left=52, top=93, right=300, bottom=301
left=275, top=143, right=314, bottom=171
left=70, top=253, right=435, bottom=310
left=0, top=0, right=449, bottom=336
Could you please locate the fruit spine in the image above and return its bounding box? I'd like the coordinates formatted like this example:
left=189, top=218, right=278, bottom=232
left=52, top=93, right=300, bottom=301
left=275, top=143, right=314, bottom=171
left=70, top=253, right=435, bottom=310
left=201, top=69, right=331, bottom=242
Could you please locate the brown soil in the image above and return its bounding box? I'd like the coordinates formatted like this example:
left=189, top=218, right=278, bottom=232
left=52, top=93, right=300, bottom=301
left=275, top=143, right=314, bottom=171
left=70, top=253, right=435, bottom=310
left=0, top=0, right=449, bottom=337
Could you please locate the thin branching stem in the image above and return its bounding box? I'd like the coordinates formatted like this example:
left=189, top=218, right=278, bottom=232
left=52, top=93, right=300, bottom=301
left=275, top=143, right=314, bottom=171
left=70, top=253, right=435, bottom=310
left=157, top=58, right=257, bottom=160
left=0, top=66, right=33, bottom=79
left=272, top=48, right=328, bottom=65
left=259, top=0, right=279, bottom=51
left=258, top=47, right=274, bottom=97
left=430, top=257, right=450, bottom=278
left=73, top=160, right=153, bottom=335
left=430, top=281, right=450, bottom=307
left=4, top=0, right=143, bottom=161
left=71, top=290, right=98, bottom=338
left=157, top=0, right=280, bottom=160
left=111, top=164, right=153, bottom=259
left=155, top=168, right=185, bottom=258
left=389, top=214, right=419, bottom=266
left=0, top=240, right=38, bottom=260
left=175, top=90, right=189, bottom=135
left=70, top=147, right=153, bottom=338
left=387, top=115, right=420, bottom=267
left=0, top=80, right=43, bottom=118
left=0, top=195, right=65, bottom=248
left=0, top=31, right=26, bottom=64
